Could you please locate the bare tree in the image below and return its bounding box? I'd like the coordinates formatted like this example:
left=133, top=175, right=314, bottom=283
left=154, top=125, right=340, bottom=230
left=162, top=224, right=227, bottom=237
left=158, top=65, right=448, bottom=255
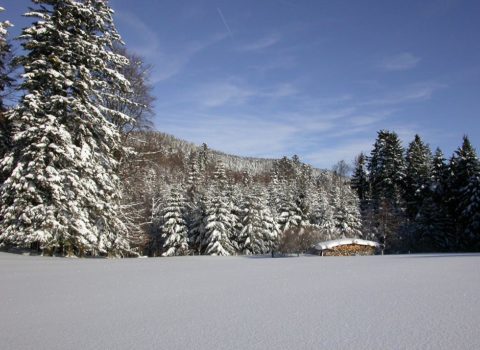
left=103, top=45, right=155, bottom=133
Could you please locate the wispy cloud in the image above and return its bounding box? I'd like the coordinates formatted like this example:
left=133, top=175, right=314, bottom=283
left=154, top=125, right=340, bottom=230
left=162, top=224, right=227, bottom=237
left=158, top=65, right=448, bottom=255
left=217, top=8, right=233, bottom=38
left=237, top=34, right=281, bottom=52
left=380, top=52, right=421, bottom=71
left=188, top=80, right=298, bottom=108
left=116, top=10, right=226, bottom=83
left=362, top=82, right=446, bottom=106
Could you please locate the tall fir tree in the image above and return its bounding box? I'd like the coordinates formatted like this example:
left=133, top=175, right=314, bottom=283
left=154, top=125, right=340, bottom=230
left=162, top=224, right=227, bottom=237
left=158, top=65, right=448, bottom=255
left=0, top=7, right=13, bottom=169
left=160, top=186, right=189, bottom=257
left=368, top=130, right=406, bottom=206
left=351, top=152, right=370, bottom=209
left=0, top=0, right=134, bottom=256
left=415, top=148, right=453, bottom=251
left=331, top=185, right=363, bottom=238
left=367, top=130, right=407, bottom=251
left=449, top=136, right=480, bottom=250
left=202, top=188, right=237, bottom=256
left=239, top=186, right=279, bottom=255
left=404, top=134, right=432, bottom=220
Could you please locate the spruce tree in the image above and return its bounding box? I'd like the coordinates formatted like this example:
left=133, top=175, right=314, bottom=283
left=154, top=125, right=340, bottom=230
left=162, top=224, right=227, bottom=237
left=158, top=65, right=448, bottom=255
left=404, top=135, right=432, bottom=220
left=449, top=136, right=480, bottom=249
left=310, top=188, right=338, bottom=240
left=331, top=185, right=363, bottom=238
left=202, top=189, right=237, bottom=256
left=416, top=148, right=453, bottom=251
left=0, top=0, right=134, bottom=256
left=351, top=152, right=370, bottom=209
left=160, top=186, right=189, bottom=256
left=239, top=186, right=279, bottom=255
left=0, top=7, right=13, bottom=168
left=369, top=130, right=406, bottom=206
left=367, top=130, right=407, bottom=251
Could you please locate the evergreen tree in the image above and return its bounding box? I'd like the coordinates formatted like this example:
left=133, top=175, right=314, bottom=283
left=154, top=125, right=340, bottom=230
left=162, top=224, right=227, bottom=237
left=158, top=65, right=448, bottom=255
left=310, top=188, right=338, bottom=240
left=416, top=148, right=453, bottom=251
left=277, top=180, right=303, bottom=232
left=460, top=174, right=480, bottom=249
left=367, top=130, right=407, bottom=251
left=368, top=130, right=406, bottom=206
left=331, top=185, right=363, bottom=238
left=449, top=136, right=480, bottom=249
left=351, top=152, right=370, bottom=209
left=404, top=135, right=432, bottom=220
left=239, top=186, right=279, bottom=255
left=202, top=188, right=237, bottom=256
left=0, top=0, right=134, bottom=256
left=0, top=7, right=13, bottom=170
left=160, top=186, right=189, bottom=256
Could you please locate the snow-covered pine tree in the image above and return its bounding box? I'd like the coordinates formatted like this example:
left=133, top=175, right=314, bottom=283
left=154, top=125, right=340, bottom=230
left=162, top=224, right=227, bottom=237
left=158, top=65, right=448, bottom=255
left=0, top=7, right=13, bottom=165
left=202, top=187, right=237, bottom=256
left=239, top=186, right=279, bottom=255
left=226, top=183, right=243, bottom=251
left=187, top=192, right=207, bottom=255
left=415, top=148, right=453, bottom=251
left=449, top=136, right=480, bottom=250
left=331, top=184, right=363, bottom=238
left=351, top=152, right=370, bottom=209
left=276, top=180, right=303, bottom=233
left=460, top=174, right=480, bottom=250
left=404, top=135, right=432, bottom=220
left=0, top=0, right=134, bottom=256
left=0, top=6, right=12, bottom=111
left=309, top=188, right=338, bottom=241
left=160, top=186, right=189, bottom=256
left=368, top=130, right=406, bottom=207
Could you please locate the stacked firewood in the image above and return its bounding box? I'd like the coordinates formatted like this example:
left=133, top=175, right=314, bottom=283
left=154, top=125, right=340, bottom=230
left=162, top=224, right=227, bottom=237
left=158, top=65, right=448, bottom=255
left=323, top=244, right=376, bottom=256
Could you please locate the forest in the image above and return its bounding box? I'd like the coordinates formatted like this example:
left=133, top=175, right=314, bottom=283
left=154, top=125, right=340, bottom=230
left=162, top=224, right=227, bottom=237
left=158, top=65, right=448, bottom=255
left=0, top=1, right=478, bottom=257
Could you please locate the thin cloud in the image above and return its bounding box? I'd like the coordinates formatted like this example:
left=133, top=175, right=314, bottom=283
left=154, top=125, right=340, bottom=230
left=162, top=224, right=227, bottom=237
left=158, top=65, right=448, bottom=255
left=191, top=80, right=298, bottom=108
left=362, top=82, right=446, bottom=106
left=116, top=10, right=226, bottom=83
left=237, top=34, right=281, bottom=52
left=380, top=52, right=421, bottom=71
left=217, top=8, right=233, bottom=37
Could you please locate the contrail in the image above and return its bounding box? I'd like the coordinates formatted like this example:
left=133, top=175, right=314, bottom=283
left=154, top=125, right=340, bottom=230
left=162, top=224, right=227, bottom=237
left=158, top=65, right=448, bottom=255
left=217, top=7, right=233, bottom=37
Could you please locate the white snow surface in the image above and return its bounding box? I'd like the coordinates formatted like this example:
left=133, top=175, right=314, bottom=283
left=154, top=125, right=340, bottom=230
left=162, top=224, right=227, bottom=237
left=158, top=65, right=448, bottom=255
left=1, top=252, right=479, bottom=350
left=314, top=238, right=381, bottom=250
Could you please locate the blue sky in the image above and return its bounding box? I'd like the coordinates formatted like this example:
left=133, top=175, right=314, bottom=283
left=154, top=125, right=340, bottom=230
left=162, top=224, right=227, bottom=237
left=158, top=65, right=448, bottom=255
left=3, top=0, right=480, bottom=168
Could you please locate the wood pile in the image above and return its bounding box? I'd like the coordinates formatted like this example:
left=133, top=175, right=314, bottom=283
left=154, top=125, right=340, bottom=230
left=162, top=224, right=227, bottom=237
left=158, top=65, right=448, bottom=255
left=322, top=244, right=377, bottom=256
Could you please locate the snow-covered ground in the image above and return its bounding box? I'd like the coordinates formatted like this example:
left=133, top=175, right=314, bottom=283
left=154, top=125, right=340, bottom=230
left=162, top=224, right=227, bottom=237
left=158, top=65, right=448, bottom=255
left=1, top=252, right=479, bottom=350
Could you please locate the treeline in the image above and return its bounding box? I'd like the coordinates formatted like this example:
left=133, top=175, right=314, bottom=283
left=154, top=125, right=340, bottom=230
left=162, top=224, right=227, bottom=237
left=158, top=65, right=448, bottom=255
left=352, top=130, right=480, bottom=253
left=121, top=133, right=364, bottom=256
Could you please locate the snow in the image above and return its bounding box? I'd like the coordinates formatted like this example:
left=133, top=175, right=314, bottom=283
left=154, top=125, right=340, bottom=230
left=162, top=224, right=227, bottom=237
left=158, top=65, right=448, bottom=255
left=0, top=252, right=479, bottom=349
left=314, top=238, right=381, bottom=250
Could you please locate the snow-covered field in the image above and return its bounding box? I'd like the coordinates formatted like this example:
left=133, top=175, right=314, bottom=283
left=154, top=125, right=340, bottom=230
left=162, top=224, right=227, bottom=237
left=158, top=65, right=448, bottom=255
left=1, top=252, right=479, bottom=350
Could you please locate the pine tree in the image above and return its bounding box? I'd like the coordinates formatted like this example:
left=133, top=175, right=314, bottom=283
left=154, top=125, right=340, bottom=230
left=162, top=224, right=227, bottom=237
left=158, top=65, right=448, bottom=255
left=449, top=136, right=480, bottom=250
left=160, top=186, right=189, bottom=256
left=351, top=152, right=370, bottom=209
left=310, top=188, right=338, bottom=240
left=0, top=0, right=134, bottom=256
left=0, top=7, right=13, bottom=169
left=239, top=186, right=279, bottom=255
left=367, top=130, right=407, bottom=251
left=460, top=174, right=480, bottom=249
left=331, top=185, right=363, bottom=238
left=202, top=188, right=237, bottom=256
left=369, top=130, right=406, bottom=206
left=277, top=180, right=303, bottom=232
left=415, top=148, right=453, bottom=251
left=404, top=135, right=432, bottom=220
